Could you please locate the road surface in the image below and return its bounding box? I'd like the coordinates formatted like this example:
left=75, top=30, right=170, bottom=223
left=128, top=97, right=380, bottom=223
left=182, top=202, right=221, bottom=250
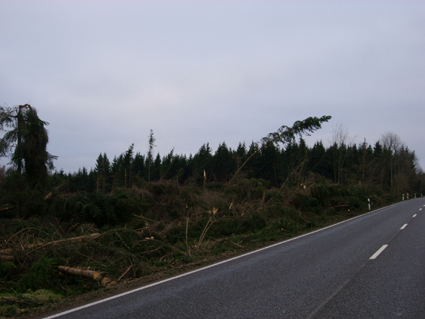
left=43, top=198, right=425, bottom=318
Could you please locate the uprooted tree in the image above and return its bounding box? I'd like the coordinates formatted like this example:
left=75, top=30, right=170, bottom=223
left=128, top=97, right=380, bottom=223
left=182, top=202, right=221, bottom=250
left=0, top=104, right=56, bottom=189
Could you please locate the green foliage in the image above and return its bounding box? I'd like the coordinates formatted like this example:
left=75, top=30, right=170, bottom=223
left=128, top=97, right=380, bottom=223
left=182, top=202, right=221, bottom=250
left=17, top=257, right=60, bottom=292
left=94, top=153, right=111, bottom=193
left=0, top=175, right=48, bottom=218
left=0, top=105, right=56, bottom=190
left=0, top=170, right=404, bottom=317
left=3, top=111, right=425, bottom=317
left=51, top=191, right=135, bottom=227
left=229, top=116, right=331, bottom=184
left=263, top=115, right=332, bottom=146
left=25, top=115, right=422, bottom=199
left=0, top=261, right=17, bottom=280
left=224, top=178, right=267, bottom=201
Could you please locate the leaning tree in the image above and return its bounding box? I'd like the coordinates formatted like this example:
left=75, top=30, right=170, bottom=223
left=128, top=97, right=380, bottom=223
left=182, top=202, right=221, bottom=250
left=228, top=115, right=332, bottom=184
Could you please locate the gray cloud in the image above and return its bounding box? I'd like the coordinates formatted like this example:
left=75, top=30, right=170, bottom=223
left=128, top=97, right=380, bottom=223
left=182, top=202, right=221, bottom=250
left=1, top=0, right=424, bottom=172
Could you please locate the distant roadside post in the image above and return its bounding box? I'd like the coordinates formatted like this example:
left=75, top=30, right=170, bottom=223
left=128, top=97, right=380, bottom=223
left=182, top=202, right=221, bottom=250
left=368, top=198, right=371, bottom=211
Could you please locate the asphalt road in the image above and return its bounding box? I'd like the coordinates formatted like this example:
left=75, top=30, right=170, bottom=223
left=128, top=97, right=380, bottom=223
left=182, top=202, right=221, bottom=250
left=44, top=198, right=425, bottom=319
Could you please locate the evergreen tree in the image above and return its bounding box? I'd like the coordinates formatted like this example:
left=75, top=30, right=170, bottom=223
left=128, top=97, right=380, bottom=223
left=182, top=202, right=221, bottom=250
left=94, top=153, right=110, bottom=193
left=229, top=115, right=331, bottom=183
left=244, top=141, right=262, bottom=179
left=259, top=141, right=279, bottom=186
left=132, top=152, right=145, bottom=183
left=0, top=104, right=56, bottom=189
left=309, top=141, right=328, bottom=177
left=235, top=142, right=247, bottom=170
left=160, top=149, right=175, bottom=180
left=122, top=144, right=134, bottom=187
left=111, top=155, right=123, bottom=189
left=152, top=153, right=161, bottom=181
left=211, top=142, right=235, bottom=182
left=193, top=143, right=213, bottom=184
left=372, top=141, right=386, bottom=188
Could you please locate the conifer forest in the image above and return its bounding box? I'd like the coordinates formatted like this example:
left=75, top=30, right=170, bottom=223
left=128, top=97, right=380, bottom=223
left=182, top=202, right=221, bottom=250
left=0, top=105, right=424, bottom=317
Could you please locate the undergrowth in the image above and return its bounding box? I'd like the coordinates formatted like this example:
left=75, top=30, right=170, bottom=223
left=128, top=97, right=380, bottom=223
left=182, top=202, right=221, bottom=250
left=0, top=178, right=396, bottom=317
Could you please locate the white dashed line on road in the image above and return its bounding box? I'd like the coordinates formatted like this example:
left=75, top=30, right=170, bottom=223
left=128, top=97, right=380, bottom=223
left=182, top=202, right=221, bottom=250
left=400, top=224, right=408, bottom=230
left=370, top=245, right=388, bottom=260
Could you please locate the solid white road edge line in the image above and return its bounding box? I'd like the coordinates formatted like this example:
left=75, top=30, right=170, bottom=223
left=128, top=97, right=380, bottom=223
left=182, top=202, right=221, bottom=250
left=42, top=204, right=399, bottom=319
left=370, top=245, right=388, bottom=260
left=400, top=224, right=408, bottom=230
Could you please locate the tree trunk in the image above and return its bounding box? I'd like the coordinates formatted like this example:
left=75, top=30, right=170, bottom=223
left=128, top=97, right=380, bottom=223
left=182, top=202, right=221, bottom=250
left=58, top=266, right=103, bottom=281
left=58, top=266, right=116, bottom=287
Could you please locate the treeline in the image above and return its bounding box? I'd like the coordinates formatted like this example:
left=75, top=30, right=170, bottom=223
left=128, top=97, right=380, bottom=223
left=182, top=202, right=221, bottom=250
left=3, top=107, right=425, bottom=317
left=53, top=131, right=424, bottom=196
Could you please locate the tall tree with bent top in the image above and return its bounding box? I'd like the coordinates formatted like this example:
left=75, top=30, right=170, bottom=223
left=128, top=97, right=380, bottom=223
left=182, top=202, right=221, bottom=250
left=0, top=104, right=56, bottom=189
left=228, top=116, right=331, bottom=184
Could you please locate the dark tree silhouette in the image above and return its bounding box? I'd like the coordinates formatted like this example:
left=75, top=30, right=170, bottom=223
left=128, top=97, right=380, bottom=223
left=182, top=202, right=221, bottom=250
left=0, top=104, right=56, bottom=189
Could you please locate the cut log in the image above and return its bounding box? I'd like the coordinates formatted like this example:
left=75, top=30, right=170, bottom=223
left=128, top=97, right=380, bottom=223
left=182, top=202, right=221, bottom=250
left=100, top=277, right=117, bottom=287
left=58, top=266, right=103, bottom=281
left=58, top=266, right=116, bottom=287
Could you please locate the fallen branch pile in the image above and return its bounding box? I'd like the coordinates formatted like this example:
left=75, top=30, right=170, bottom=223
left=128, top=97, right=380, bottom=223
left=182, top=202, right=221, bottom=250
left=0, top=248, right=13, bottom=261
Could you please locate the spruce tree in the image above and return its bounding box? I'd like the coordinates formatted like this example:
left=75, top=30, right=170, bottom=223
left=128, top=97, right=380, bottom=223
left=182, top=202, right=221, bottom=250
left=0, top=104, right=56, bottom=189
left=229, top=116, right=331, bottom=184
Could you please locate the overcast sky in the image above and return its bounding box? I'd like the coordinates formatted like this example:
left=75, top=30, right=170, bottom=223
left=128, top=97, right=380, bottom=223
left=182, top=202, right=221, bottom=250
left=1, top=0, right=424, bottom=173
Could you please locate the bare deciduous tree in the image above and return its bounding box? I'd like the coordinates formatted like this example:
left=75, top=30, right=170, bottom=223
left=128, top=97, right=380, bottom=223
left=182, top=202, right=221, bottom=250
left=381, top=132, right=403, bottom=191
